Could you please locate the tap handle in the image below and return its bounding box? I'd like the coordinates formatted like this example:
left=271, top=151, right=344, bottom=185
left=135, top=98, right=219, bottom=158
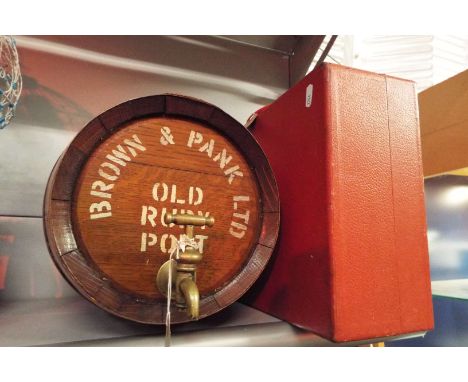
left=164, top=213, right=215, bottom=227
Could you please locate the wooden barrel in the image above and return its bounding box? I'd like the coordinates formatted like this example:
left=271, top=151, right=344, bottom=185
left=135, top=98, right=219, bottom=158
left=43, top=94, right=280, bottom=324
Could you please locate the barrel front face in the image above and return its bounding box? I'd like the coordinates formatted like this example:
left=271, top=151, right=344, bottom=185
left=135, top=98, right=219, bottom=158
left=44, top=95, right=279, bottom=324
left=73, top=116, right=261, bottom=299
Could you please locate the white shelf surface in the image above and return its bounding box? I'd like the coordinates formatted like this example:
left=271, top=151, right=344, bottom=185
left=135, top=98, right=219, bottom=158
left=0, top=296, right=424, bottom=347
left=432, top=279, right=468, bottom=300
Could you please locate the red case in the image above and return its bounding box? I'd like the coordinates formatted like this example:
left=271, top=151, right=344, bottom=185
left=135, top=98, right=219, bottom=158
left=243, top=63, right=434, bottom=342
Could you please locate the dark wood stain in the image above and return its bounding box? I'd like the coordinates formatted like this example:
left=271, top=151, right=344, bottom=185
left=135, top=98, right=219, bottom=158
left=43, top=94, right=280, bottom=324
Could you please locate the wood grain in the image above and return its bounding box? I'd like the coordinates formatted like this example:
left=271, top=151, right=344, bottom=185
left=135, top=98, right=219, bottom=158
left=44, top=95, right=280, bottom=324
left=74, top=117, right=261, bottom=298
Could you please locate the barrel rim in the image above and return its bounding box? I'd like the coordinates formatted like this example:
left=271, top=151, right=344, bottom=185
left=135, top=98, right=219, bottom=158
left=43, top=94, right=280, bottom=324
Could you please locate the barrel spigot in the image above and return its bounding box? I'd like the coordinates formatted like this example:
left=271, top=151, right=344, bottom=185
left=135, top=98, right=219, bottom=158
left=156, top=213, right=214, bottom=320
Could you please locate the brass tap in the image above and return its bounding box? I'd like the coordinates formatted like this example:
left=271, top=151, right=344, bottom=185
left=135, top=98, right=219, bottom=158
left=156, top=213, right=214, bottom=320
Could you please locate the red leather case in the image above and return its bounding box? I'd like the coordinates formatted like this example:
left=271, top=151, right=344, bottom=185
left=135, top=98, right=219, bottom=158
left=243, top=63, right=434, bottom=342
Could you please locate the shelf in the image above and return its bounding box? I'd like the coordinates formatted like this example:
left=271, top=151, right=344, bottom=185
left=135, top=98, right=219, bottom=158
left=432, top=279, right=468, bottom=300
left=0, top=296, right=424, bottom=347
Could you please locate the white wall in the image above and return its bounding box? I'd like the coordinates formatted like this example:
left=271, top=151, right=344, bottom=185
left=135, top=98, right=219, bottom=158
left=311, top=35, right=468, bottom=92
